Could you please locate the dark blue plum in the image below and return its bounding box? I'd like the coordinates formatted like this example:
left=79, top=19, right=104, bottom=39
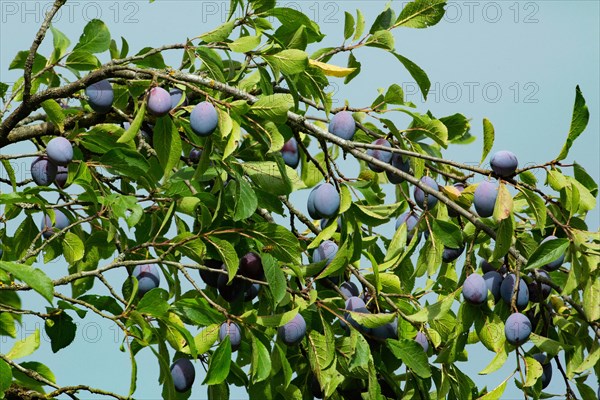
left=217, top=273, right=247, bottom=303
left=170, top=358, right=195, bottom=392
left=474, top=181, right=499, bottom=218
left=85, top=79, right=113, bottom=113
left=532, top=353, right=552, bottom=389
left=490, top=150, right=518, bottom=177
left=367, top=139, right=393, bottom=172
left=190, top=101, right=218, bottom=136
left=328, top=111, right=356, bottom=140
left=395, top=211, right=421, bottom=244
left=345, top=296, right=366, bottom=311
left=244, top=283, right=260, bottom=301
left=46, top=137, right=73, bottom=166
left=147, top=87, right=172, bottom=116
left=307, top=184, right=321, bottom=219
left=480, top=259, right=507, bottom=275
left=540, top=236, right=565, bottom=271
left=189, top=148, right=202, bottom=164
left=504, top=313, right=531, bottom=345
left=199, top=259, right=222, bottom=288
left=447, top=182, right=466, bottom=217
left=340, top=281, right=359, bottom=298
left=311, top=183, right=340, bottom=218
left=371, top=318, right=398, bottom=340
left=500, top=273, right=529, bottom=310
left=415, top=332, right=429, bottom=352
left=219, top=322, right=242, bottom=351
left=31, top=156, right=57, bottom=186
left=386, top=153, right=410, bottom=184
left=54, top=166, right=68, bottom=188
left=414, top=176, right=439, bottom=210
left=528, top=270, right=551, bottom=303
left=239, top=252, right=263, bottom=280
left=483, top=271, right=503, bottom=302
left=313, top=240, right=338, bottom=266
left=41, top=210, right=69, bottom=239
left=462, top=273, right=488, bottom=305
left=442, top=246, right=464, bottom=263
left=281, top=137, right=299, bottom=168
left=170, top=88, right=187, bottom=109
left=132, top=264, right=160, bottom=296
left=278, top=314, right=306, bottom=345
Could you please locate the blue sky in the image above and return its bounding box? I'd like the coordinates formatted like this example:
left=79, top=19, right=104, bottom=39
left=1, top=1, right=598, bottom=399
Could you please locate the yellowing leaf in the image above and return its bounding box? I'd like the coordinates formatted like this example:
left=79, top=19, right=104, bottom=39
left=308, top=59, right=356, bottom=77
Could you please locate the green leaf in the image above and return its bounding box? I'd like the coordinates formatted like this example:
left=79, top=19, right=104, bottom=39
left=189, top=324, right=220, bottom=355
left=478, top=344, right=508, bottom=375
left=154, top=116, right=182, bottom=179
left=249, top=223, right=302, bottom=264
left=203, top=336, right=232, bottom=385
left=65, top=51, right=100, bottom=70
left=6, top=329, right=40, bottom=360
left=523, top=356, right=543, bottom=387
left=478, top=375, right=509, bottom=399
left=431, top=219, right=463, bottom=249
left=492, top=217, right=514, bottom=260
left=228, top=35, right=261, bottom=53
left=100, top=148, right=150, bottom=180
left=201, top=20, right=236, bottom=42
left=206, top=237, right=239, bottom=281
left=41, top=100, right=66, bottom=133
left=518, top=188, right=547, bottom=234
left=264, top=49, right=308, bottom=75
left=137, top=289, right=169, bottom=317
left=44, top=311, right=77, bottom=353
left=251, top=332, right=272, bottom=383
left=347, top=311, right=396, bottom=329
left=1, top=159, right=17, bottom=191
left=475, top=313, right=505, bottom=352
left=250, top=94, right=293, bottom=123
left=583, top=277, right=600, bottom=322
left=118, top=102, right=147, bottom=143
left=392, top=52, right=430, bottom=99
left=353, top=9, right=365, bottom=41
left=262, top=254, right=287, bottom=306
left=132, top=47, right=166, bottom=69
left=232, top=177, right=258, bottom=221
left=395, top=0, right=447, bottom=28
left=73, top=19, right=111, bottom=53
left=492, top=183, right=513, bottom=222
left=49, top=25, right=71, bottom=63
left=384, top=223, right=407, bottom=263
left=0, top=358, right=12, bottom=393
left=406, top=293, right=454, bottom=323
left=255, top=308, right=298, bottom=328
left=243, top=161, right=304, bottom=195
left=62, top=232, right=85, bottom=264
left=0, top=262, right=54, bottom=304
left=387, top=339, right=431, bottom=378
left=366, top=30, right=395, bottom=50
left=481, top=118, right=494, bottom=165
left=529, top=333, right=565, bottom=357
left=556, top=86, right=589, bottom=160
left=526, top=238, right=569, bottom=270
left=369, top=8, right=395, bottom=33
left=344, top=12, right=355, bottom=40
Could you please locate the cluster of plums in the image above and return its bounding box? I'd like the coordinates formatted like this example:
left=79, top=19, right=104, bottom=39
left=31, top=137, right=73, bottom=187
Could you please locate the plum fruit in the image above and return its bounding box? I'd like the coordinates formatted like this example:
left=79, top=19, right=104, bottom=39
left=147, top=87, right=172, bottom=116
left=415, top=331, right=429, bottom=352
left=474, top=181, right=499, bottom=218
left=328, top=111, right=356, bottom=140
left=238, top=252, right=264, bottom=280
left=395, top=211, right=421, bottom=243
left=132, top=264, right=160, bottom=296
left=345, top=296, right=366, bottom=311
left=46, top=137, right=73, bottom=166
left=54, top=166, right=68, bottom=188
left=199, top=259, right=222, bottom=288
left=217, top=273, right=247, bottom=303
left=189, top=148, right=202, bottom=164
left=532, top=353, right=552, bottom=389
left=480, top=259, right=507, bottom=275
left=528, top=270, right=551, bottom=303
left=85, top=79, right=113, bottom=113
left=170, top=358, right=195, bottom=392
left=40, top=210, right=69, bottom=239
left=540, top=236, right=565, bottom=271
left=31, top=156, right=57, bottom=186
left=190, top=102, right=218, bottom=136
left=371, top=318, right=398, bottom=340
left=504, top=313, right=532, bottom=345
left=244, top=283, right=260, bottom=301
left=462, top=273, right=488, bottom=305
left=447, top=182, right=466, bottom=217
left=500, top=273, right=530, bottom=310
left=386, top=153, right=410, bottom=184
left=307, top=184, right=321, bottom=219
left=340, top=281, right=360, bottom=298
left=483, top=271, right=503, bottom=301
left=366, top=139, right=393, bottom=172
left=281, top=137, right=300, bottom=168
left=442, top=246, right=464, bottom=263
left=414, top=176, right=439, bottom=210
left=313, top=240, right=338, bottom=266
left=169, top=88, right=186, bottom=109
left=310, top=183, right=340, bottom=218
left=219, top=322, right=242, bottom=351
left=278, top=314, right=306, bottom=345
left=490, top=150, right=518, bottom=177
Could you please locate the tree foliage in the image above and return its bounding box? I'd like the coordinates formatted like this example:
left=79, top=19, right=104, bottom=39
left=0, top=0, right=598, bottom=399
